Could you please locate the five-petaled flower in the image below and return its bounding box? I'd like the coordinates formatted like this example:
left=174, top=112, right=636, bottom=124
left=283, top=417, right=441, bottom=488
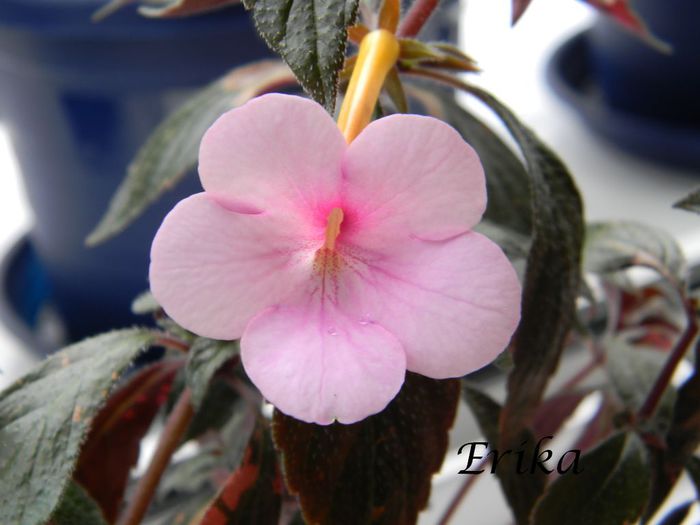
left=150, top=93, right=521, bottom=425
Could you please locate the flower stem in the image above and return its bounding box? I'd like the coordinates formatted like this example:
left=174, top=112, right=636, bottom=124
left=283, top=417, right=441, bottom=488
left=397, top=0, right=439, bottom=37
left=437, top=457, right=490, bottom=525
left=638, top=298, right=698, bottom=421
left=118, top=388, right=195, bottom=525
left=337, top=29, right=399, bottom=143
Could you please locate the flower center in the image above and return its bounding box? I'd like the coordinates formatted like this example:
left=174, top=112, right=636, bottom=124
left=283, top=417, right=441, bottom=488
left=323, top=207, right=344, bottom=251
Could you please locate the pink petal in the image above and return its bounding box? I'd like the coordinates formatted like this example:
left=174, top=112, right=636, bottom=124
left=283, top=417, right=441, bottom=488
left=340, top=115, right=486, bottom=251
left=340, top=232, right=521, bottom=378
left=150, top=193, right=315, bottom=340
left=198, top=93, right=346, bottom=222
left=241, top=300, right=406, bottom=425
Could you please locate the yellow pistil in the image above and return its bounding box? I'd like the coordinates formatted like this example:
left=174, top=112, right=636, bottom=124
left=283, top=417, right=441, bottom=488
left=337, top=29, right=400, bottom=143
left=323, top=207, right=344, bottom=251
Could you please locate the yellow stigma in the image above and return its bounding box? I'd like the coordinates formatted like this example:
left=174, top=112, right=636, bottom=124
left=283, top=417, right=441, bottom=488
left=323, top=207, right=344, bottom=251
left=337, top=29, right=400, bottom=143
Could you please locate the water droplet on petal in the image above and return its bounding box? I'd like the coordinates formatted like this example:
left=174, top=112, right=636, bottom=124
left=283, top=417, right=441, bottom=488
left=327, top=327, right=338, bottom=336
left=358, top=313, right=373, bottom=326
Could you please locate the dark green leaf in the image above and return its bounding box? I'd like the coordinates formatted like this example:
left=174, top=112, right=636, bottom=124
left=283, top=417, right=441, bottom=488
left=656, top=501, right=694, bottom=525
left=200, top=421, right=282, bottom=525
left=273, top=373, right=459, bottom=525
left=685, top=456, right=700, bottom=499
left=75, top=360, right=181, bottom=522
left=186, top=379, right=241, bottom=440
left=461, top=383, right=501, bottom=444
left=606, top=339, right=675, bottom=434
left=242, top=0, right=358, bottom=112
left=186, top=338, right=240, bottom=409
left=667, top=345, right=700, bottom=466
left=86, top=61, right=293, bottom=245
left=457, top=83, right=583, bottom=449
left=49, top=482, right=108, bottom=525
left=0, top=328, right=156, bottom=525
left=441, top=82, right=583, bottom=524
left=532, top=432, right=651, bottom=525
left=585, top=221, right=687, bottom=287
left=462, top=384, right=546, bottom=524
left=674, top=187, right=700, bottom=215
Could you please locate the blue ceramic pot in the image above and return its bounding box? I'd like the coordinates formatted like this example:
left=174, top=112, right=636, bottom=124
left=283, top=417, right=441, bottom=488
left=0, top=1, right=271, bottom=342
left=589, top=0, right=700, bottom=126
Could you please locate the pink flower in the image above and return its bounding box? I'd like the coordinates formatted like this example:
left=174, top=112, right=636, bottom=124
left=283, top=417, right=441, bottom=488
left=150, top=93, right=521, bottom=425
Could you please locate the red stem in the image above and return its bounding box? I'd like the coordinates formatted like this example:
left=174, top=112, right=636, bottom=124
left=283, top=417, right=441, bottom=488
left=397, top=0, right=440, bottom=37
left=437, top=457, right=490, bottom=525
left=638, top=299, right=698, bottom=421
left=118, top=388, right=195, bottom=525
left=154, top=335, right=190, bottom=353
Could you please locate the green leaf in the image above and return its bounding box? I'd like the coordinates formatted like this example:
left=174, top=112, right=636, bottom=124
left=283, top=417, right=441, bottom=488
left=667, top=346, right=700, bottom=466
left=585, top=221, right=687, bottom=287
left=0, top=328, right=156, bottom=525
left=199, top=421, right=282, bottom=525
left=532, top=432, right=651, bottom=525
left=186, top=338, right=241, bottom=409
left=273, top=374, right=459, bottom=525
left=674, top=187, right=700, bottom=215
left=131, top=290, right=160, bottom=315
left=49, top=482, right=108, bottom=525
left=656, top=501, right=694, bottom=525
left=685, top=455, right=700, bottom=499
left=75, top=360, right=181, bottom=522
left=443, top=82, right=583, bottom=524
left=457, top=83, right=584, bottom=448
left=242, top=0, right=358, bottom=112
left=86, top=60, right=294, bottom=246
left=461, top=384, right=546, bottom=524
left=606, top=339, right=676, bottom=434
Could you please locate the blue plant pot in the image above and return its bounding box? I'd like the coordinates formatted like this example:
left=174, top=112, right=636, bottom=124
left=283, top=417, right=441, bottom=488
left=588, top=0, right=700, bottom=126
left=0, top=1, right=272, bottom=344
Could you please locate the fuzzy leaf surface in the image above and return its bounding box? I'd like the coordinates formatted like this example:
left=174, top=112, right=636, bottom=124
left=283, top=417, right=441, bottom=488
left=273, top=374, right=459, bottom=525
left=242, top=0, right=358, bottom=112
left=0, top=328, right=156, bottom=525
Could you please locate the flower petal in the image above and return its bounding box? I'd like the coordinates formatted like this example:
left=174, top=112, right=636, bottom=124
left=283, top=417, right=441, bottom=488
left=241, top=300, right=406, bottom=425
left=150, top=193, right=315, bottom=340
left=198, top=93, right=346, bottom=220
left=340, top=114, right=486, bottom=250
left=340, top=232, right=521, bottom=378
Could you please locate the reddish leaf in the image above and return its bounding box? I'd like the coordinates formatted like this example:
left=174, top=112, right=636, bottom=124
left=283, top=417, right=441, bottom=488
left=74, top=360, right=182, bottom=522
left=273, top=373, right=460, bottom=525
left=139, top=0, right=241, bottom=18
left=584, top=0, right=670, bottom=50
left=531, top=390, right=591, bottom=438
left=200, top=422, right=282, bottom=525
left=511, top=0, right=533, bottom=24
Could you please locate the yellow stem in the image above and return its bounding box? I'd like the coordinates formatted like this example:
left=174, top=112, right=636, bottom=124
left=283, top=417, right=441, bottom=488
left=337, top=29, right=400, bottom=143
